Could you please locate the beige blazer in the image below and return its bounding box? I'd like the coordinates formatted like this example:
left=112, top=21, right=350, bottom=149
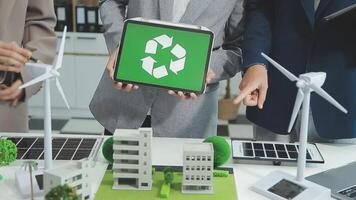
left=0, top=0, right=57, bottom=132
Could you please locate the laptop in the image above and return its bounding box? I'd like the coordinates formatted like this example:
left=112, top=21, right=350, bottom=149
left=307, top=161, right=356, bottom=200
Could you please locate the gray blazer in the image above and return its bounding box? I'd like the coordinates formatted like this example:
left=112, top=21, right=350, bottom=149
left=90, top=0, right=244, bottom=138
left=0, top=0, right=57, bottom=132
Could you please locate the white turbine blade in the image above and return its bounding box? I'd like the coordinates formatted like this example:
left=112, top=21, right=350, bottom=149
left=55, top=78, right=70, bottom=109
left=288, top=89, right=304, bottom=132
left=309, top=84, right=348, bottom=114
left=55, top=26, right=67, bottom=70
left=19, top=73, right=53, bottom=89
left=25, top=63, right=53, bottom=69
left=261, top=53, right=299, bottom=82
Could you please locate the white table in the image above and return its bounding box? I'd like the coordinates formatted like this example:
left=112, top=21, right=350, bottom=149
left=234, top=143, right=356, bottom=200
left=1, top=134, right=356, bottom=200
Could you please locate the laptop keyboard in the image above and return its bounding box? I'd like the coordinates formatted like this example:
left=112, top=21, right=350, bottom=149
left=339, top=185, right=356, bottom=199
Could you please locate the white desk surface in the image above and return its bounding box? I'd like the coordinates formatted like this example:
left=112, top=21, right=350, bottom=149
left=1, top=134, right=356, bottom=200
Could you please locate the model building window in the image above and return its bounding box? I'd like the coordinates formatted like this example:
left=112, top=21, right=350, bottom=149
left=207, top=166, right=211, bottom=171
left=144, top=152, right=147, bottom=156
left=202, top=175, right=205, bottom=180
left=73, top=174, right=82, bottom=181
left=144, top=142, right=147, bottom=147
left=143, top=171, right=147, bottom=175
left=207, top=176, right=211, bottom=181
left=186, top=175, right=189, bottom=180
left=197, top=176, right=200, bottom=180
left=197, top=156, right=201, bottom=161
left=75, top=184, right=82, bottom=190
left=186, top=156, right=190, bottom=161
left=186, top=166, right=189, bottom=171
left=144, top=161, right=147, bottom=166
left=202, top=156, right=206, bottom=161
left=207, top=156, right=211, bottom=161
left=191, top=166, right=195, bottom=171
left=141, top=183, right=148, bottom=187
left=117, top=150, right=139, bottom=155
left=118, top=140, right=139, bottom=146
left=191, top=175, right=194, bottom=180
left=196, top=166, right=200, bottom=171
left=117, top=168, right=139, bottom=174
left=118, top=159, right=139, bottom=164
left=191, top=156, right=195, bottom=161
left=202, top=166, right=205, bottom=171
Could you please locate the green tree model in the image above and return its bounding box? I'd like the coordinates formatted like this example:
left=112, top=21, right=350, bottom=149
left=22, top=161, right=38, bottom=200
left=204, top=136, right=231, bottom=178
left=0, top=139, right=17, bottom=166
left=204, top=136, right=231, bottom=168
left=45, top=184, right=79, bottom=200
left=102, top=137, right=114, bottom=164
left=163, top=167, right=174, bottom=184
left=160, top=167, right=174, bottom=198
left=0, top=139, right=17, bottom=182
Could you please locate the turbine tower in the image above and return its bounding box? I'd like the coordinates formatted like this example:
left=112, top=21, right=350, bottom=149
left=20, top=27, right=69, bottom=170
left=252, top=53, right=347, bottom=200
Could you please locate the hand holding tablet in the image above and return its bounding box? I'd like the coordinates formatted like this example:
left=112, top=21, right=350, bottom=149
left=111, top=18, right=214, bottom=98
left=106, top=48, right=139, bottom=92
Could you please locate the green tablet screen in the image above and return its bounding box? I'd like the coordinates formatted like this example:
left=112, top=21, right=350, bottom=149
left=114, top=20, right=213, bottom=93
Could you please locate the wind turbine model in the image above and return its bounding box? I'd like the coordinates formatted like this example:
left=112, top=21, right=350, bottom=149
left=19, top=26, right=70, bottom=170
left=252, top=53, right=348, bottom=200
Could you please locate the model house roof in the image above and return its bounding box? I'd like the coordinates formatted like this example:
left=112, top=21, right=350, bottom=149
left=45, top=160, right=90, bottom=177
left=183, top=143, right=213, bottom=153
left=114, top=128, right=152, bottom=139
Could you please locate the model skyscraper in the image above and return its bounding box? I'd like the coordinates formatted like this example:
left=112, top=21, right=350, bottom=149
left=112, top=128, right=152, bottom=190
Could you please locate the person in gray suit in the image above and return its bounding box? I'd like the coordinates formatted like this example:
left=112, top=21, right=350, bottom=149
left=90, top=0, right=244, bottom=138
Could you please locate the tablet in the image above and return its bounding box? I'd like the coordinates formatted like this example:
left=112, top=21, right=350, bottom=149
left=114, top=18, right=214, bottom=94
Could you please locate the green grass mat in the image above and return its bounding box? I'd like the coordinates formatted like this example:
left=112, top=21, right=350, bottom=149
left=95, top=170, right=237, bottom=200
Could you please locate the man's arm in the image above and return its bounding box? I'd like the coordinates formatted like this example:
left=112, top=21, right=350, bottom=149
left=209, top=0, right=244, bottom=84
left=99, top=0, right=129, bottom=54
left=234, top=0, right=273, bottom=108
left=242, top=0, right=273, bottom=69
left=22, top=0, right=57, bottom=101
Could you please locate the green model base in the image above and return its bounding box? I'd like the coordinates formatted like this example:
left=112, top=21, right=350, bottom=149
left=95, top=170, right=238, bottom=200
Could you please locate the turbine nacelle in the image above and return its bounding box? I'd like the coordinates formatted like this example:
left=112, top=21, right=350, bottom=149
left=50, top=70, right=60, bottom=77
left=299, top=72, right=326, bottom=88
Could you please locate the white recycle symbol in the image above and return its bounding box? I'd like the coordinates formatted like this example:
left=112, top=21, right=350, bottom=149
left=141, top=34, right=186, bottom=79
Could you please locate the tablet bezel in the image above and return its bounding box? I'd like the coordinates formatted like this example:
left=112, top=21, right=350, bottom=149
left=113, top=18, right=214, bottom=94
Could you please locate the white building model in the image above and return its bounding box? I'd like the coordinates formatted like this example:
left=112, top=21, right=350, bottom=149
left=112, top=128, right=152, bottom=190
left=44, top=159, right=91, bottom=200
left=182, top=143, right=214, bottom=194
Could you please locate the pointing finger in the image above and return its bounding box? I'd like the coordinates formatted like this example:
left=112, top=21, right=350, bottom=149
left=233, top=85, right=255, bottom=104
left=258, top=86, right=268, bottom=109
